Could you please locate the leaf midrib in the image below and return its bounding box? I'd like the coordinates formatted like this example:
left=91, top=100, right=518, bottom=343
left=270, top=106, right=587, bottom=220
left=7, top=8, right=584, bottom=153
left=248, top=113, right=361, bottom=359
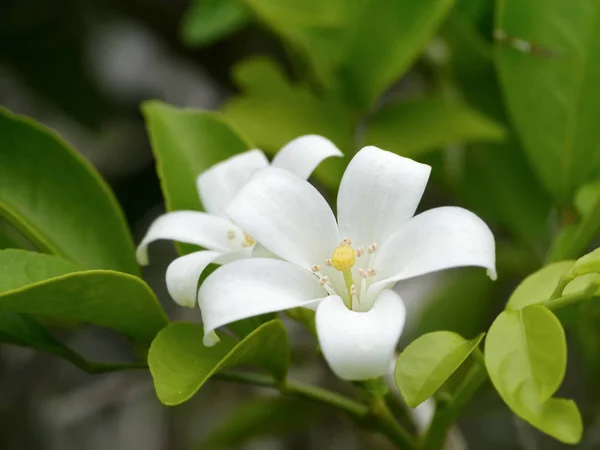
left=518, top=309, right=538, bottom=397
left=412, top=341, right=468, bottom=404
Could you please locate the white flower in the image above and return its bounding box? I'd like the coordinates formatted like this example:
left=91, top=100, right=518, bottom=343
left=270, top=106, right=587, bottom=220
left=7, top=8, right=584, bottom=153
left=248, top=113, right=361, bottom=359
left=136, top=135, right=343, bottom=308
left=198, top=146, right=496, bottom=381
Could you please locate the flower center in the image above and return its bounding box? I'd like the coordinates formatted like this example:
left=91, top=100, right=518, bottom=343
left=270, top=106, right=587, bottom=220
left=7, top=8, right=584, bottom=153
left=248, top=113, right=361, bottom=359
left=330, top=243, right=356, bottom=271
left=315, top=238, right=379, bottom=311
left=242, top=231, right=256, bottom=248
left=225, top=229, right=256, bottom=249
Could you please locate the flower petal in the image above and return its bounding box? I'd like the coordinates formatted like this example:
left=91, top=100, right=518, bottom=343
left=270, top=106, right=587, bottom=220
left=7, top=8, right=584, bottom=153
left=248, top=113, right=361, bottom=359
left=337, top=146, right=431, bottom=249
left=199, top=258, right=327, bottom=343
left=369, top=207, right=496, bottom=296
left=252, top=243, right=279, bottom=259
left=166, top=250, right=225, bottom=307
left=136, top=211, right=245, bottom=265
left=271, top=135, right=343, bottom=180
left=225, top=167, right=340, bottom=269
left=316, top=289, right=406, bottom=380
left=196, top=150, right=269, bottom=216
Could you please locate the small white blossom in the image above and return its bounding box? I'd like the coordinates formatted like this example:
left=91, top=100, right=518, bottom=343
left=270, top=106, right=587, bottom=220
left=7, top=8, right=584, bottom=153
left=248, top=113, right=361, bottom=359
left=136, top=135, right=342, bottom=308
left=199, top=146, right=496, bottom=380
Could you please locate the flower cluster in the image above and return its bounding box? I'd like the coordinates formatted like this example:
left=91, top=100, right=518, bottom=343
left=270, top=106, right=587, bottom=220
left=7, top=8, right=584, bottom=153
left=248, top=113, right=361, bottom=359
left=138, top=135, right=496, bottom=380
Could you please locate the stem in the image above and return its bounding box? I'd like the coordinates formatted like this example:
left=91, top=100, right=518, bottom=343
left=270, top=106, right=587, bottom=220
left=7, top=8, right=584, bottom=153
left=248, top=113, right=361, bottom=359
left=563, top=198, right=600, bottom=259
left=549, top=276, right=571, bottom=300
left=448, top=357, right=488, bottom=412
left=547, top=195, right=600, bottom=263
left=369, top=396, right=418, bottom=449
left=216, top=371, right=368, bottom=416
left=215, top=371, right=416, bottom=449
left=544, top=283, right=598, bottom=310
left=79, top=360, right=148, bottom=374
left=420, top=354, right=487, bottom=450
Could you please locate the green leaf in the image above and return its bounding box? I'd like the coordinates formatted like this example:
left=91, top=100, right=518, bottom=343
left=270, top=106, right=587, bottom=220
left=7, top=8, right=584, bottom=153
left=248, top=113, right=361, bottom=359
left=199, top=397, right=321, bottom=449
left=232, top=56, right=291, bottom=94
left=142, top=101, right=251, bottom=254
left=0, top=249, right=168, bottom=345
left=181, top=0, right=251, bottom=47
left=0, top=108, right=138, bottom=274
left=485, top=305, right=582, bottom=443
left=336, top=0, right=455, bottom=107
left=395, top=331, right=484, bottom=408
left=0, top=249, right=81, bottom=291
left=223, top=57, right=354, bottom=151
left=507, top=261, right=575, bottom=310
left=496, top=0, right=600, bottom=201
left=0, top=312, right=142, bottom=373
left=241, top=0, right=362, bottom=89
left=227, top=313, right=277, bottom=340
left=364, top=96, right=505, bottom=158
left=565, top=247, right=600, bottom=280
left=487, top=306, right=566, bottom=402
left=441, top=11, right=553, bottom=250
left=222, top=57, right=352, bottom=189
left=515, top=397, right=582, bottom=444
left=148, top=320, right=289, bottom=405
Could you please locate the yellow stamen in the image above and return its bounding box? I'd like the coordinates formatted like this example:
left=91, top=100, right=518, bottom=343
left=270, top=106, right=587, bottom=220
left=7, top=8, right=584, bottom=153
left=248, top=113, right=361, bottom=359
left=330, top=244, right=357, bottom=309
left=242, top=231, right=256, bottom=247
left=331, top=245, right=356, bottom=272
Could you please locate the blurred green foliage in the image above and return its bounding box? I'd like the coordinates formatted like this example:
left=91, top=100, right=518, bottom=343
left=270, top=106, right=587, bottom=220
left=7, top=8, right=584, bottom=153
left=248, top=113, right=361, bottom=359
left=197, top=397, right=323, bottom=449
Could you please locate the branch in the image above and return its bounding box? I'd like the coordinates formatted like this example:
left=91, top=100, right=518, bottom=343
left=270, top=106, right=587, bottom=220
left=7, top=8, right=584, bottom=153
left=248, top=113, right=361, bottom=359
left=420, top=351, right=487, bottom=450
left=545, top=282, right=598, bottom=310
left=215, top=370, right=416, bottom=449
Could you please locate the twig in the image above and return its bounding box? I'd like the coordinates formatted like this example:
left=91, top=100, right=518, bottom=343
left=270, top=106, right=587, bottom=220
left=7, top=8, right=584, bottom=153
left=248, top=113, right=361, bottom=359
left=214, top=370, right=416, bottom=449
